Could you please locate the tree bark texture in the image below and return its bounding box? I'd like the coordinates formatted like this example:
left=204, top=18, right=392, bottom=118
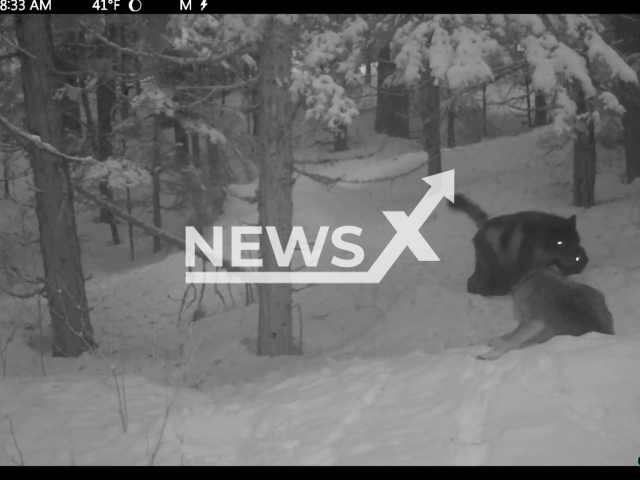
left=15, top=14, right=95, bottom=357
left=152, top=116, right=162, bottom=253
left=96, top=23, right=121, bottom=244
left=374, top=43, right=393, bottom=134
left=572, top=86, right=597, bottom=208
left=256, top=16, right=296, bottom=357
left=422, top=63, right=442, bottom=175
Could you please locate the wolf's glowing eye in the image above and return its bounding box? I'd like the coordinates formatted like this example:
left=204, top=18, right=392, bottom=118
left=557, top=240, right=564, bottom=246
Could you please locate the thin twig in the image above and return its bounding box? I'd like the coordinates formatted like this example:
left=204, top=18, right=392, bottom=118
left=4, top=416, right=24, bottom=466
left=294, top=303, right=303, bottom=353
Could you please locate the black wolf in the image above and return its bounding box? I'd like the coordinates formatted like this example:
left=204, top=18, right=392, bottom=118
left=478, top=268, right=614, bottom=360
left=449, top=193, right=588, bottom=296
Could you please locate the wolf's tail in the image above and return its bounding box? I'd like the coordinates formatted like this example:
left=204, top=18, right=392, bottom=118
left=448, top=194, right=489, bottom=228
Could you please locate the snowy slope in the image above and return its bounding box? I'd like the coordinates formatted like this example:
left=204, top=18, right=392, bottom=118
left=2, top=334, right=639, bottom=465
left=1, top=124, right=640, bottom=465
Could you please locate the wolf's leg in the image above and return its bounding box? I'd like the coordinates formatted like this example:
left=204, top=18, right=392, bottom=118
left=486, top=325, right=521, bottom=349
left=478, top=319, right=546, bottom=360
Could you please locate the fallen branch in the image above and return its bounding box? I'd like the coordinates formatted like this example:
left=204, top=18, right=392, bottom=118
left=294, top=144, right=385, bottom=165
left=293, top=167, right=346, bottom=186
left=294, top=153, right=431, bottom=186
left=75, top=185, right=253, bottom=273
left=74, top=185, right=190, bottom=252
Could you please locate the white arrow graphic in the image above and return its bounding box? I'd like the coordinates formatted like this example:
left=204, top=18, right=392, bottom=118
left=185, top=170, right=455, bottom=284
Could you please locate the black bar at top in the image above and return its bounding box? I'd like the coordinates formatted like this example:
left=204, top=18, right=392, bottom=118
left=10, top=0, right=228, bottom=14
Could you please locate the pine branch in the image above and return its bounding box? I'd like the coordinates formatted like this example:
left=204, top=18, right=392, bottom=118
left=0, top=111, right=247, bottom=271
left=175, top=77, right=259, bottom=94
left=91, top=31, right=248, bottom=67
left=74, top=185, right=250, bottom=272
left=181, top=76, right=260, bottom=109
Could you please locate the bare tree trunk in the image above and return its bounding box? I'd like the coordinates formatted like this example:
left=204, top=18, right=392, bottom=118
left=80, top=81, right=98, bottom=153
left=572, top=86, right=597, bottom=208
left=389, top=86, right=410, bottom=139
left=152, top=116, right=162, bottom=253
left=183, top=168, right=217, bottom=233
left=220, top=90, right=227, bottom=118
left=174, top=121, right=189, bottom=166
left=611, top=13, right=640, bottom=184
left=244, top=54, right=261, bottom=137
left=3, top=158, right=10, bottom=199
left=134, top=33, right=142, bottom=96
left=364, top=43, right=372, bottom=85
left=183, top=135, right=225, bottom=233
left=96, top=23, right=121, bottom=245
left=333, top=123, right=348, bottom=152
left=15, top=14, right=95, bottom=357
left=256, top=16, right=296, bottom=357
left=534, top=92, right=547, bottom=127
left=447, top=95, right=456, bottom=148
left=219, top=67, right=230, bottom=119
left=125, top=188, right=134, bottom=261
left=118, top=24, right=135, bottom=261
left=190, top=133, right=201, bottom=167
left=421, top=63, right=441, bottom=175
left=622, top=92, right=640, bottom=184
left=53, top=30, right=82, bottom=149
left=204, top=141, right=217, bottom=189
left=380, top=41, right=411, bottom=139
left=524, top=70, right=533, bottom=127
left=374, top=43, right=392, bottom=134
left=252, top=80, right=261, bottom=137
left=207, top=141, right=232, bottom=185
left=482, top=86, right=488, bottom=137
left=193, top=140, right=223, bottom=229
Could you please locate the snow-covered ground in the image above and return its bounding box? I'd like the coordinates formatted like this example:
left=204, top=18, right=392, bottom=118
left=1, top=112, right=640, bottom=465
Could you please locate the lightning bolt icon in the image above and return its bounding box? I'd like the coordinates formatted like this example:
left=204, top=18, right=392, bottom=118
left=200, top=0, right=207, bottom=10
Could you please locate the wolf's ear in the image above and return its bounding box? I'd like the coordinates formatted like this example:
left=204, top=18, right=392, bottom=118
left=568, top=215, right=577, bottom=227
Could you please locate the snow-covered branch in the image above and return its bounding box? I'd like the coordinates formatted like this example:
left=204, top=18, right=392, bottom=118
left=181, top=76, right=260, bottom=110
left=0, top=112, right=96, bottom=164
left=91, top=31, right=248, bottom=67
left=0, top=112, right=149, bottom=191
